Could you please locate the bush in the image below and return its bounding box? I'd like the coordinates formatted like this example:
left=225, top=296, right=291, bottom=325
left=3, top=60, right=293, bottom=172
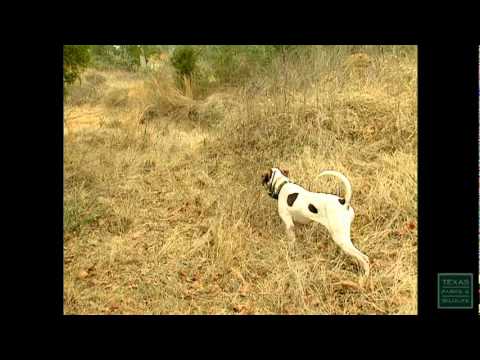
left=170, top=46, right=199, bottom=77
left=165, top=45, right=306, bottom=97
left=198, top=46, right=285, bottom=88
left=65, top=70, right=107, bottom=106
left=64, top=45, right=91, bottom=91
left=90, top=45, right=148, bottom=71
left=170, top=46, right=200, bottom=98
left=104, top=88, right=129, bottom=107
left=64, top=196, right=105, bottom=235
left=90, top=45, right=116, bottom=69
left=208, top=46, right=254, bottom=86
left=85, top=72, right=107, bottom=86
left=65, top=83, right=102, bottom=106
left=64, top=46, right=90, bottom=78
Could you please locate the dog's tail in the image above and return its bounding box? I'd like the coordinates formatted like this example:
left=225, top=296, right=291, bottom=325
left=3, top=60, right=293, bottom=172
left=319, top=170, right=352, bottom=207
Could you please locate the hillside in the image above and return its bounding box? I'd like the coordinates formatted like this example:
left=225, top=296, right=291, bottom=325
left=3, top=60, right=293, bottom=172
left=64, top=46, right=417, bottom=314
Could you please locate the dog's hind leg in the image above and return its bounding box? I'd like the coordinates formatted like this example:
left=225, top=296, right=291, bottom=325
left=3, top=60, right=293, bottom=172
left=342, top=242, right=370, bottom=277
left=329, top=227, right=370, bottom=277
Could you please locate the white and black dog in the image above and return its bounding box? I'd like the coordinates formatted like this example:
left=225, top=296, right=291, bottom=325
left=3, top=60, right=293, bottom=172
left=262, top=167, right=370, bottom=276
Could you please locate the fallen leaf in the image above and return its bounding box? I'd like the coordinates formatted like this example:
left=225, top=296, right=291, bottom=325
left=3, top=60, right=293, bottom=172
left=233, top=304, right=247, bottom=313
left=131, top=230, right=144, bottom=239
left=78, top=270, right=89, bottom=279
left=239, top=284, right=250, bottom=297
left=332, top=280, right=362, bottom=290
left=87, top=278, right=100, bottom=287
left=211, top=284, right=221, bottom=293
left=191, top=280, right=202, bottom=290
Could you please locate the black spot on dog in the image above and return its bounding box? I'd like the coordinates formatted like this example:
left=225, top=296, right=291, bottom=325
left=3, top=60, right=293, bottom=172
left=308, top=204, right=318, bottom=213
left=287, top=193, right=299, bottom=207
left=338, top=198, right=345, bottom=205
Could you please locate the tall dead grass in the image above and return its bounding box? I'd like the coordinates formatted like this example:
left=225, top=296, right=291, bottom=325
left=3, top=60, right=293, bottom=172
left=64, top=46, right=417, bottom=315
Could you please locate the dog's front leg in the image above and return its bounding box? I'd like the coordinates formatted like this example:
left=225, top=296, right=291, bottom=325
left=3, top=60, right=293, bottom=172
left=279, top=212, right=296, bottom=245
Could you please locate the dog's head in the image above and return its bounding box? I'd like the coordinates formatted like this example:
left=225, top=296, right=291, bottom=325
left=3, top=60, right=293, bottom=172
left=261, top=167, right=289, bottom=187
left=261, top=169, right=273, bottom=186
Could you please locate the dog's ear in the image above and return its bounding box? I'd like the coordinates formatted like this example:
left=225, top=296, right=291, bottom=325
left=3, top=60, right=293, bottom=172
left=281, top=168, right=289, bottom=176
left=261, top=169, right=272, bottom=185
left=261, top=172, right=269, bottom=185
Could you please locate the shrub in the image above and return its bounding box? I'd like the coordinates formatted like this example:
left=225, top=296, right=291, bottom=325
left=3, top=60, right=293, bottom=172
left=65, top=82, right=102, bottom=106
left=65, top=70, right=107, bottom=106
left=64, top=196, right=105, bottom=235
left=64, top=45, right=91, bottom=95
left=104, top=88, right=129, bottom=107
left=90, top=45, right=148, bottom=71
left=170, top=46, right=199, bottom=77
left=170, top=46, right=200, bottom=98
left=85, top=72, right=107, bottom=86
left=142, top=67, right=198, bottom=123
left=207, top=46, right=253, bottom=86
left=199, top=46, right=286, bottom=87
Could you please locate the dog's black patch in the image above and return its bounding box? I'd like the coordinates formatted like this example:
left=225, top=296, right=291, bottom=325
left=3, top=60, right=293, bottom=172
left=286, top=193, right=298, bottom=207
left=338, top=198, right=345, bottom=205
left=308, top=204, right=318, bottom=213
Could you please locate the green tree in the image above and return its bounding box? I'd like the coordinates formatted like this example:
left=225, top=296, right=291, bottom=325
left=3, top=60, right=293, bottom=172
left=170, top=46, right=199, bottom=98
left=140, top=45, right=160, bottom=65
left=90, top=45, right=114, bottom=58
left=170, top=46, right=198, bottom=77
left=89, top=45, right=118, bottom=69
left=202, top=45, right=269, bottom=86
left=124, top=45, right=141, bottom=69
left=64, top=45, right=91, bottom=87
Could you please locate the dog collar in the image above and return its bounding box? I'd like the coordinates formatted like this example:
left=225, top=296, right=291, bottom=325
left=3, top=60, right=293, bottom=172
left=268, top=180, right=290, bottom=200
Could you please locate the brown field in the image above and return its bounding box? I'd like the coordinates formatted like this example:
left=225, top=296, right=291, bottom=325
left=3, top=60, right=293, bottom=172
left=64, top=46, right=417, bottom=314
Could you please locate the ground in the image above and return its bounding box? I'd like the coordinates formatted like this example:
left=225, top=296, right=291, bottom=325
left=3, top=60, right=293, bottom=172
left=64, top=50, right=417, bottom=314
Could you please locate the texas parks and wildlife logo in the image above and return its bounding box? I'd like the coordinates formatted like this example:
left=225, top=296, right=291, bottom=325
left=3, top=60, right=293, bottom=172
left=437, top=273, right=473, bottom=309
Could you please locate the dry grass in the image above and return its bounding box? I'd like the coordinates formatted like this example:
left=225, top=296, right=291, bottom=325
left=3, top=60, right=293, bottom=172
left=64, top=46, right=417, bottom=315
